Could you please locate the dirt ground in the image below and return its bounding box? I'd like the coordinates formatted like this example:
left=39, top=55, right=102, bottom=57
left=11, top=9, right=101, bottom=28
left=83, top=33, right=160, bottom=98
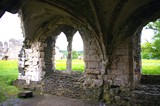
left=0, top=94, right=102, bottom=106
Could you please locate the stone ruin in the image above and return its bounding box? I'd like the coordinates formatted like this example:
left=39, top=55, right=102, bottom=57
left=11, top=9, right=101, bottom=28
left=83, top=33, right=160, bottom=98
left=1, top=0, right=160, bottom=105
left=0, top=39, right=22, bottom=60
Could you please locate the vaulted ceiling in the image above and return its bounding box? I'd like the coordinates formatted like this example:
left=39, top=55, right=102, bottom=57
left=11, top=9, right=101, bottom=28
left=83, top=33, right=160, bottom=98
left=1, top=0, right=160, bottom=44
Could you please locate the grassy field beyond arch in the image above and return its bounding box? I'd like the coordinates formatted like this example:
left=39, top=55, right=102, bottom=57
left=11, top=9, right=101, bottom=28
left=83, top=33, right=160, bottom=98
left=0, top=59, right=160, bottom=102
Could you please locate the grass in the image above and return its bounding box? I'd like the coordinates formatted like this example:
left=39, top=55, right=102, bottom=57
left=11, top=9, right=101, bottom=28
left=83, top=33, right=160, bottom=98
left=55, top=59, right=85, bottom=72
left=0, top=59, right=160, bottom=102
left=0, top=60, right=19, bottom=102
left=142, top=59, right=160, bottom=75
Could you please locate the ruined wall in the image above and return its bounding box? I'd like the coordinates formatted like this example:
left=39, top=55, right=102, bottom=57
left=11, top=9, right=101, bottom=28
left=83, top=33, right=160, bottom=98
left=101, top=36, right=132, bottom=105
left=14, top=71, right=102, bottom=101
left=107, top=38, right=130, bottom=87
left=17, top=18, right=106, bottom=101
left=0, top=39, right=22, bottom=60
left=82, top=31, right=105, bottom=88
left=18, top=40, right=46, bottom=82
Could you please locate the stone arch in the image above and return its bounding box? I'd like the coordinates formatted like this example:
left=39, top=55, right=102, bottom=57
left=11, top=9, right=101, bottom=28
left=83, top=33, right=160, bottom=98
left=19, top=16, right=106, bottom=88
left=108, top=1, right=160, bottom=89
left=35, top=16, right=106, bottom=87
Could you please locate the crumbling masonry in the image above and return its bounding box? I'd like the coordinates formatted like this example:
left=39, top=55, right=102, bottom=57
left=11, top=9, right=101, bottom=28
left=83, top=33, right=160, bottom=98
left=1, top=0, right=160, bottom=105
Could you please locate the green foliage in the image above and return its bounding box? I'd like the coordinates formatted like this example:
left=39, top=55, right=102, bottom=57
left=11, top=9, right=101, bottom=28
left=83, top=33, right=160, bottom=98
left=142, top=19, right=160, bottom=59
left=141, top=42, right=153, bottom=59
left=72, top=50, right=78, bottom=59
left=0, top=60, right=19, bottom=102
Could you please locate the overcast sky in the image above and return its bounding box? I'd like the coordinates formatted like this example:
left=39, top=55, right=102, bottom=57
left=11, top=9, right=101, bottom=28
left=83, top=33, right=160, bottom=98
left=56, top=32, right=83, bottom=51
left=0, top=12, right=154, bottom=50
left=0, top=12, right=23, bottom=41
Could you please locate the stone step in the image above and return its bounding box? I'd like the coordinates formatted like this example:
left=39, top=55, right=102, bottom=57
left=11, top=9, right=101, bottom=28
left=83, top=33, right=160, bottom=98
left=18, top=91, right=33, bottom=98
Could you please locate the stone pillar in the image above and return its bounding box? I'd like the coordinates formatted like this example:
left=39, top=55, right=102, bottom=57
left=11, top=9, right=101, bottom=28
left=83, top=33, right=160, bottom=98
left=66, top=35, right=74, bottom=73
left=18, top=39, right=46, bottom=83
left=132, top=29, right=142, bottom=87
left=43, top=37, right=55, bottom=76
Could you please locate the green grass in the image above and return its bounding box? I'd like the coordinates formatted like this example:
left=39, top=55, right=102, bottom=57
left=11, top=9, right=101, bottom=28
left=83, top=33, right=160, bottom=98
left=0, top=59, right=160, bottom=102
left=142, top=59, right=160, bottom=75
left=55, top=59, right=85, bottom=72
left=0, top=60, right=19, bottom=102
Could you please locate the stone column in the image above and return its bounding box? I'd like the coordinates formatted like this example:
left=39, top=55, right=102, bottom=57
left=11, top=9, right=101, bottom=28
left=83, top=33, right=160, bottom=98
left=66, top=35, right=74, bottom=73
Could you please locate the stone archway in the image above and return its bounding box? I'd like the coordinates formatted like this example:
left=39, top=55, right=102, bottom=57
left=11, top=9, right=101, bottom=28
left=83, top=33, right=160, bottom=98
left=20, top=16, right=106, bottom=87
left=106, top=1, right=160, bottom=89
left=16, top=16, right=107, bottom=101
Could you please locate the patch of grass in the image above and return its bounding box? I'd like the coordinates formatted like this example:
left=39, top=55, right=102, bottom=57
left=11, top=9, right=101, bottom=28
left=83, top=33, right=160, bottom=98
left=55, top=59, right=85, bottom=72
left=0, top=59, right=160, bottom=102
left=142, top=59, right=160, bottom=75
left=0, top=60, right=19, bottom=102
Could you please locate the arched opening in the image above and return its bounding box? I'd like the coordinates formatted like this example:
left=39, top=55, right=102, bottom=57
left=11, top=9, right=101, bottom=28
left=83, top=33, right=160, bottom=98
left=140, top=19, right=160, bottom=84
left=55, top=32, right=67, bottom=71
left=141, top=24, right=156, bottom=75
left=52, top=31, right=85, bottom=73
left=0, top=12, right=23, bottom=101
left=72, top=31, right=84, bottom=72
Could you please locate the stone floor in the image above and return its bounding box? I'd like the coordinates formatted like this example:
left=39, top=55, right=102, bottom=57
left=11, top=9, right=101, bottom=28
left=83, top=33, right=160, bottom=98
left=0, top=94, right=102, bottom=106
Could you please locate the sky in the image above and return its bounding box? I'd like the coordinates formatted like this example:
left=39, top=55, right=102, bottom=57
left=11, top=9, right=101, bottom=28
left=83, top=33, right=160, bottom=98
left=0, top=12, right=24, bottom=41
left=141, top=27, right=154, bottom=43
left=0, top=12, right=155, bottom=50
left=56, top=32, right=83, bottom=51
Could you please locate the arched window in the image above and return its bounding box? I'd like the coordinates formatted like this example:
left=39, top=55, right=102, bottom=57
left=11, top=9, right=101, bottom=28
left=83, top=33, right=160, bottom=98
left=54, top=31, right=85, bottom=73
left=72, top=31, right=84, bottom=72
left=55, top=32, right=68, bottom=71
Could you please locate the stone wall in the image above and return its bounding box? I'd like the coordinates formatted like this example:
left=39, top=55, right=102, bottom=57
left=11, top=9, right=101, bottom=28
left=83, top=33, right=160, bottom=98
left=43, top=37, right=55, bottom=76
left=18, top=40, right=46, bottom=83
left=107, top=38, right=130, bottom=87
left=14, top=71, right=102, bottom=101
left=17, top=25, right=106, bottom=102
left=101, top=36, right=132, bottom=105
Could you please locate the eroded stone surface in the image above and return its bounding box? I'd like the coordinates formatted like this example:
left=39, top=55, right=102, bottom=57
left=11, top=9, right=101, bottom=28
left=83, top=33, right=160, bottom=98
left=2, top=0, right=160, bottom=105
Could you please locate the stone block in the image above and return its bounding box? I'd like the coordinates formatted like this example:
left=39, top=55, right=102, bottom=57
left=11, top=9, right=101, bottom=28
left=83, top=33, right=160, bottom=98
left=111, top=69, right=124, bottom=75
left=93, top=79, right=103, bottom=87
left=85, top=74, right=97, bottom=79
left=97, top=75, right=103, bottom=80
left=113, top=75, right=129, bottom=86
left=33, top=61, right=38, bottom=66
left=117, top=62, right=126, bottom=70
left=88, top=62, right=99, bottom=69
left=90, top=55, right=101, bottom=62
left=100, top=69, right=106, bottom=75
left=25, top=61, right=31, bottom=66
left=41, top=43, right=47, bottom=47
left=40, top=52, right=44, bottom=57
left=89, top=49, right=97, bottom=55
left=25, top=49, right=32, bottom=54
left=83, top=79, right=92, bottom=86
left=86, top=69, right=100, bottom=75
left=18, top=91, right=33, bottom=98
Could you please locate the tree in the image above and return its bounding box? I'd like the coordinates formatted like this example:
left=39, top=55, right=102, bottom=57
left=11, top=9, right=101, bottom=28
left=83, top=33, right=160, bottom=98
left=72, top=50, right=78, bottom=59
left=146, top=19, right=160, bottom=59
left=141, top=42, right=152, bottom=59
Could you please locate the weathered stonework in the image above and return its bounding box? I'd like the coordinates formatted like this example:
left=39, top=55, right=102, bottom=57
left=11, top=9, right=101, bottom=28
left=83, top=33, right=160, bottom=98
left=18, top=40, right=46, bottom=83
left=2, top=0, right=160, bottom=105
left=14, top=71, right=102, bottom=101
